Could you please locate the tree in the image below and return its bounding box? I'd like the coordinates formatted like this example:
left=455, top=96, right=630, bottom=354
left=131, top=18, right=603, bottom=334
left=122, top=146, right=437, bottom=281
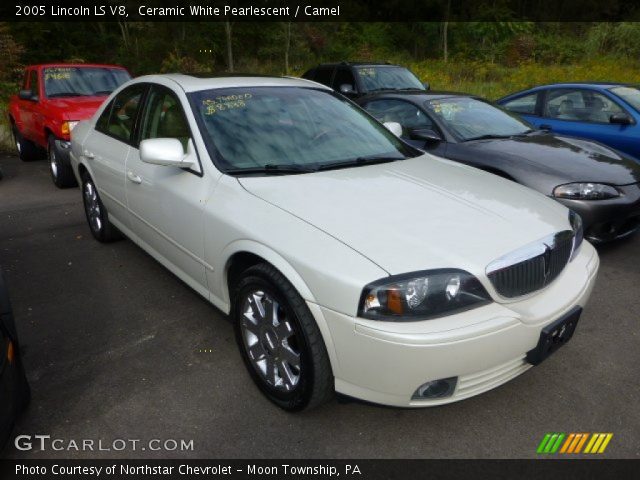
left=224, top=21, right=234, bottom=72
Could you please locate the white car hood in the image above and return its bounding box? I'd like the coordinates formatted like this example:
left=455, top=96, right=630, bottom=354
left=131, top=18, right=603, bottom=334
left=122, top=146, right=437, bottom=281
left=238, top=154, right=570, bottom=276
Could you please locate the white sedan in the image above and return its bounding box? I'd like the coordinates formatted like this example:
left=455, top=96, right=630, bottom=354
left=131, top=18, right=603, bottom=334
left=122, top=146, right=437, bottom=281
left=69, top=75, right=599, bottom=410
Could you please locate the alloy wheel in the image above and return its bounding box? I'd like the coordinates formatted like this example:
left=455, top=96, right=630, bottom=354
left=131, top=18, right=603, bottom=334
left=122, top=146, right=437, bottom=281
left=83, top=181, right=102, bottom=233
left=49, top=148, right=58, bottom=180
left=239, top=290, right=301, bottom=392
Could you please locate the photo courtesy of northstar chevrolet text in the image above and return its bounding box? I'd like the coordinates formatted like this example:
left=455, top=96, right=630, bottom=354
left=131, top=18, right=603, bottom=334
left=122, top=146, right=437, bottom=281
left=0, top=0, right=638, bottom=478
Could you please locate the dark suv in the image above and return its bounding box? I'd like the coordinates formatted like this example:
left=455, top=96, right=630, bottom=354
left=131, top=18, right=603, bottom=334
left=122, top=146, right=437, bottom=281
left=301, top=62, right=428, bottom=99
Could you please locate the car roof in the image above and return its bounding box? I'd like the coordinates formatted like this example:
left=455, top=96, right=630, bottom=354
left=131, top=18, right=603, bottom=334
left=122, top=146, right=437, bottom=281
left=499, top=82, right=634, bottom=100
left=130, top=74, right=331, bottom=93
left=28, top=63, right=127, bottom=70
left=361, top=90, right=478, bottom=101
left=310, top=62, right=399, bottom=68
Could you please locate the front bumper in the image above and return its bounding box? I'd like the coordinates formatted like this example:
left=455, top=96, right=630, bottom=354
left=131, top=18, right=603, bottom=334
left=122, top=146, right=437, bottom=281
left=557, top=183, right=640, bottom=242
left=315, top=241, right=599, bottom=407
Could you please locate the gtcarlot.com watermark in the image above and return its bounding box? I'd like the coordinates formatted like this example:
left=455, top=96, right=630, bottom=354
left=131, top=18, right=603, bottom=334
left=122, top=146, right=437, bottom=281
left=14, top=435, right=194, bottom=452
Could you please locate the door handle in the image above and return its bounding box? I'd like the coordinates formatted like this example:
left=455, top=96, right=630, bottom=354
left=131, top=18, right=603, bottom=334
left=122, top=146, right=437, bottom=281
left=539, top=124, right=552, bottom=131
left=127, top=170, right=142, bottom=184
left=83, top=150, right=95, bottom=159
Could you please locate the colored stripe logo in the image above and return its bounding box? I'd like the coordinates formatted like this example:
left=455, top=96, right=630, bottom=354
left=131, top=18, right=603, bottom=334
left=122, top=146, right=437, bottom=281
left=537, top=433, right=613, bottom=454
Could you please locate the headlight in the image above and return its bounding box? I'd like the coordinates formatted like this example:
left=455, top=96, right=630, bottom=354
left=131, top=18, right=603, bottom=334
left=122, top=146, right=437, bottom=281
left=553, top=182, right=619, bottom=200
left=569, top=210, right=583, bottom=259
left=61, top=121, right=79, bottom=136
left=358, top=269, right=491, bottom=321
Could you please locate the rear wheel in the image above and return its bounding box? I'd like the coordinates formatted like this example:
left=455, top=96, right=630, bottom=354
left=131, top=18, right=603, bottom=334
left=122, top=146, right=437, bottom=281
left=233, top=263, right=334, bottom=411
left=12, top=126, right=41, bottom=162
left=81, top=173, right=122, bottom=243
left=48, top=136, right=77, bottom=189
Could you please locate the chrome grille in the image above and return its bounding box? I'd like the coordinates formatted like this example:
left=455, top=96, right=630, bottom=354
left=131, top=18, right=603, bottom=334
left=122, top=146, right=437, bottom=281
left=487, top=231, right=575, bottom=298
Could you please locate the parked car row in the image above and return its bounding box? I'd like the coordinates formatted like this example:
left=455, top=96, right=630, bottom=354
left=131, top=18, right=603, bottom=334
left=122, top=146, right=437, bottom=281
left=303, top=62, right=640, bottom=243
left=4, top=60, right=637, bottom=412
left=66, top=74, right=597, bottom=410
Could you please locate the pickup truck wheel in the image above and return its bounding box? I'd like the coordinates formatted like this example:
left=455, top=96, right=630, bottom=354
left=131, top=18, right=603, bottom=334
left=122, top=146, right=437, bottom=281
left=13, top=127, right=40, bottom=162
left=234, top=263, right=334, bottom=411
left=48, top=136, right=77, bottom=189
left=81, top=173, right=122, bottom=243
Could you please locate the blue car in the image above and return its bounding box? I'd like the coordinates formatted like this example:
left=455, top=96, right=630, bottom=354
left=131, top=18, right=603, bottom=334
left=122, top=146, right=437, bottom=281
left=498, top=83, right=640, bottom=160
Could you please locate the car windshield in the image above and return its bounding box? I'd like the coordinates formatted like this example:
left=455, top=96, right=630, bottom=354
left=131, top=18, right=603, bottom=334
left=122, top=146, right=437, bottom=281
left=356, top=66, right=425, bottom=92
left=425, top=97, right=532, bottom=141
left=610, top=86, right=640, bottom=112
left=44, top=67, right=131, bottom=98
left=189, top=87, right=417, bottom=173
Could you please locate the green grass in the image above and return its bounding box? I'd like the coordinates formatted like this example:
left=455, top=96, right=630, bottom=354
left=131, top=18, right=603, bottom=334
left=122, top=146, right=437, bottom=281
left=408, top=58, right=640, bottom=99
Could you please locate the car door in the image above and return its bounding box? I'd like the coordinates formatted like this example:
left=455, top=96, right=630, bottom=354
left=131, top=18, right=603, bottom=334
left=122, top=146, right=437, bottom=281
left=81, top=83, right=148, bottom=230
left=19, top=69, right=41, bottom=143
left=539, top=88, right=633, bottom=147
left=124, top=84, right=211, bottom=297
left=362, top=98, right=447, bottom=155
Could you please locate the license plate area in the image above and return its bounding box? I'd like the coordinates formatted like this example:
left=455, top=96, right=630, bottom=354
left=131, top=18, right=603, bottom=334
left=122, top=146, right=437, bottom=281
left=526, top=306, right=582, bottom=366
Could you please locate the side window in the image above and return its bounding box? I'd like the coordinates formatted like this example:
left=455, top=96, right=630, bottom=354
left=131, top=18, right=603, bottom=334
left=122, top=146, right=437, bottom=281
left=332, top=67, right=356, bottom=91
left=95, top=100, right=113, bottom=132
left=545, top=89, right=623, bottom=123
left=583, top=91, right=623, bottom=123
left=313, top=67, right=334, bottom=87
left=364, top=99, right=433, bottom=137
left=99, top=85, right=146, bottom=143
left=503, top=92, right=538, bottom=114
left=29, top=70, right=39, bottom=96
left=141, top=87, right=191, bottom=152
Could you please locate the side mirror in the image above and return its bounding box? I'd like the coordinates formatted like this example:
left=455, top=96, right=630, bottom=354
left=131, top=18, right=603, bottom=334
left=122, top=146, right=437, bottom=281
left=19, top=89, right=36, bottom=101
left=610, top=112, right=633, bottom=125
left=410, top=128, right=442, bottom=143
left=383, top=121, right=403, bottom=137
left=140, top=138, right=194, bottom=168
left=339, top=84, right=356, bottom=95
left=423, top=82, right=430, bottom=91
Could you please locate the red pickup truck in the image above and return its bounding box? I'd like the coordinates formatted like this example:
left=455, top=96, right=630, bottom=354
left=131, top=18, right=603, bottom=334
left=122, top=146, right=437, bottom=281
left=8, top=63, right=131, bottom=188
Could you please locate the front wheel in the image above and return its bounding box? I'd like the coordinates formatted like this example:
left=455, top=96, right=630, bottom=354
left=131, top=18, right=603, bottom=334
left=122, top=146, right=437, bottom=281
left=48, top=136, right=77, bottom=189
left=233, top=263, right=334, bottom=411
left=81, top=173, right=121, bottom=243
left=12, top=126, right=40, bottom=162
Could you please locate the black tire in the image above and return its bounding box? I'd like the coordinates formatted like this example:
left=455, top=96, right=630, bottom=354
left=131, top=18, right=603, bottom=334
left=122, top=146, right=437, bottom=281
left=12, top=125, right=41, bottom=162
left=233, top=263, right=334, bottom=411
left=48, top=135, right=78, bottom=189
left=81, top=173, right=122, bottom=243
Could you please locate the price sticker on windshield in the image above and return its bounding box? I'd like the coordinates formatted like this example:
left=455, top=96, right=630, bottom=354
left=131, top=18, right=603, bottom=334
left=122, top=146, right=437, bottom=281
left=44, top=67, right=72, bottom=81
left=357, top=67, right=376, bottom=77
left=202, top=93, right=252, bottom=115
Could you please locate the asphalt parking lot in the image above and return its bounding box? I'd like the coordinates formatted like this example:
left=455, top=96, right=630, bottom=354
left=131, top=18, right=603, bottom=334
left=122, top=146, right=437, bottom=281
left=0, top=152, right=639, bottom=459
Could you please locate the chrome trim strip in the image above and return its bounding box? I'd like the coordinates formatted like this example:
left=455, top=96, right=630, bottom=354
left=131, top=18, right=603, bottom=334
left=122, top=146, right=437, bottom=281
left=486, top=230, right=573, bottom=276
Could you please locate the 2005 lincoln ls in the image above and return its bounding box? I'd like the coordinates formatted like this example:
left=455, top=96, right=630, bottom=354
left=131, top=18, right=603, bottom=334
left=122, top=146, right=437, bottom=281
left=69, top=75, right=599, bottom=410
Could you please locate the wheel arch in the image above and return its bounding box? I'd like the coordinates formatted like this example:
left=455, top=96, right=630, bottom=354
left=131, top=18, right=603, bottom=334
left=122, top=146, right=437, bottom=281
left=220, top=242, right=340, bottom=379
left=221, top=242, right=317, bottom=309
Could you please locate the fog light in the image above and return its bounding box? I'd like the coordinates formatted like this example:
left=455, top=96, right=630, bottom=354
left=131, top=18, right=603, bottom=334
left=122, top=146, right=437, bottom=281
left=412, top=377, right=457, bottom=399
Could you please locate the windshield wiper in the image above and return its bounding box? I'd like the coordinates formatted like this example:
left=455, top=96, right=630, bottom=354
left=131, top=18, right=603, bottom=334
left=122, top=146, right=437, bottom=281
left=93, top=90, right=113, bottom=95
left=317, top=155, right=405, bottom=171
left=463, top=134, right=515, bottom=142
left=224, top=164, right=316, bottom=175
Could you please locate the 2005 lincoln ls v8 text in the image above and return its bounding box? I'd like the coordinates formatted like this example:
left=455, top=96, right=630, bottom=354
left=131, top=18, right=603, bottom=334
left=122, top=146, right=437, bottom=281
left=68, top=75, right=599, bottom=410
